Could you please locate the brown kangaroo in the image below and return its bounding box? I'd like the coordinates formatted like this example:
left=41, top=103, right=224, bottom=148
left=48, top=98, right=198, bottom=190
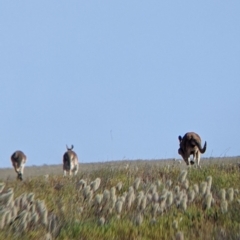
left=178, top=132, right=207, bottom=167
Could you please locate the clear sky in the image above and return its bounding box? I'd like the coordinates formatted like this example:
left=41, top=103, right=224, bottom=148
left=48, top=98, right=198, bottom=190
left=0, top=1, right=239, bottom=168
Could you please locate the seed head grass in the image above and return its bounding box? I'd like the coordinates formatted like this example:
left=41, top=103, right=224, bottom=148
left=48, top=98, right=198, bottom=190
left=0, top=157, right=240, bottom=239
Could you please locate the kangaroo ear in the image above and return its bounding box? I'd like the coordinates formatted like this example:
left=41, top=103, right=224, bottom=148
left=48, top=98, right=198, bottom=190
left=178, top=136, right=182, bottom=143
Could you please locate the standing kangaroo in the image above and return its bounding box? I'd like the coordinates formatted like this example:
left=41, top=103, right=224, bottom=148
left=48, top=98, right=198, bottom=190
left=178, top=132, right=207, bottom=167
left=63, top=145, right=79, bottom=177
left=11, top=150, right=27, bottom=181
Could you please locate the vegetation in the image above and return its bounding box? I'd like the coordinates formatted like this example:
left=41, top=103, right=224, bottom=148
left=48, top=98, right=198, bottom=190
left=1, top=158, right=240, bottom=240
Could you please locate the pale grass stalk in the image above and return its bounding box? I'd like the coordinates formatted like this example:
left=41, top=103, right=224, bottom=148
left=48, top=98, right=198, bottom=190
left=148, top=184, right=157, bottom=194
left=5, top=210, right=12, bottom=225
left=180, top=195, right=188, bottom=211
left=27, top=193, right=35, bottom=202
left=124, top=163, right=129, bottom=170
left=101, top=190, right=110, bottom=213
left=227, top=188, right=234, bottom=202
left=122, top=191, right=127, bottom=200
left=178, top=170, right=188, bottom=183
left=19, top=193, right=28, bottom=209
left=48, top=214, right=59, bottom=237
left=204, top=193, right=212, bottom=209
left=115, top=200, right=123, bottom=215
left=220, top=200, right=228, bottom=214
left=90, top=178, right=101, bottom=192
left=193, top=184, right=199, bottom=195
left=199, top=182, right=207, bottom=196
left=30, top=212, right=39, bottom=225
left=134, top=213, right=143, bottom=226
left=9, top=199, right=14, bottom=209
left=83, top=186, right=91, bottom=199
left=172, top=219, right=178, bottom=230
left=126, top=192, right=135, bottom=210
left=25, top=201, right=33, bottom=211
left=98, top=217, right=105, bottom=226
left=174, top=191, right=184, bottom=207
left=42, top=232, right=52, bottom=240
left=165, top=179, right=172, bottom=189
left=159, top=198, right=167, bottom=213
left=174, top=186, right=180, bottom=195
left=0, top=183, right=5, bottom=193
left=94, top=194, right=103, bottom=206
left=136, top=191, right=144, bottom=209
left=234, top=189, right=239, bottom=196
left=152, top=192, right=159, bottom=203
left=110, top=187, right=116, bottom=199
left=109, top=187, right=117, bottom=212
left=30, top=203, right=36, bottom=213
left=118, top=195, right=126, bottom=203
left=159, top=189, right=168, bottom=201
left=102, top=189, right=110, bottom=204
left=188, top=189, right=195, bottom=203
left=116, top=182, right=123, bottom=191
left=152, top=203, right=159, bottom=218
left=147, top=193, right=152, bottom=202
left=133, top=178, right=141, bottom=190
left=206, top=176, right=212, bottom=187
left=11, top=205, right=18, bottom=219
left=77, top=179, right=87, bottom=191
left=86, top=190, right=93, bottom=203
left=140, top=195, right=147, bottom=211
left=219, top=189, right=226, bottom=201
left=36, top=200, right=47, bottom=213
left=77, top=207, right=84, bottom=214
left=206, top=186, right=211, bottom=195
left=150, top=217, right=156, bottom=224
left=182, top=179, right=189, bottom=190
left=18, top=220, right=28, bottom=232
left=126, top=187, right=135, bottom=210
left=206, top=176, right=212, bottom=194
left=216, top=228, right=226, bottom=240
left=18, top=210, right=29, bottom=223
left=166, top=191, right=173, bottom=207
left=14, top=196, right=21, bottom=209
left=206, top=176, right=212, bottom=188
left=0, top=210, right=10, bottom=229
left=0, top=188, right=14, bottom=206
left=39, top=209, right=48, bottom=227
left=175, top=231, right=184, bottom=240
left=27, top=210, right=32, bottom=223
left=44, top=175, right=49, bottom=181
left=156, top=180, right=162, bottom=188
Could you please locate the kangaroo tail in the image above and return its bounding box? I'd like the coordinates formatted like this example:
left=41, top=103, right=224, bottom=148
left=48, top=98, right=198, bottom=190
left=195, top=140, right=207, bottom=153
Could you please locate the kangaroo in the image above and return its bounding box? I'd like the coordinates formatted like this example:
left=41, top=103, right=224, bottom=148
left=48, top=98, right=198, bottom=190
left=11, top=150, right=27, bottom=181
left=63, top=145, right=79, bottom=177
left=178, top=132, right=207, bottom=167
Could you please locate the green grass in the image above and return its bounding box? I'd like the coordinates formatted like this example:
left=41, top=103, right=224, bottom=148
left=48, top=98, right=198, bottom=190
left=1, top=158, right=240, bottom=239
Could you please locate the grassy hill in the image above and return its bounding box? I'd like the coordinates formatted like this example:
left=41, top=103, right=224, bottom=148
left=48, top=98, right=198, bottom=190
left=0, top=157, right=240, bottom=239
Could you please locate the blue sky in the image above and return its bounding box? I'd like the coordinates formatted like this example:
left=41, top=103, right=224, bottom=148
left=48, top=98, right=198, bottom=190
left=0, top=1, right=239, bottom=168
